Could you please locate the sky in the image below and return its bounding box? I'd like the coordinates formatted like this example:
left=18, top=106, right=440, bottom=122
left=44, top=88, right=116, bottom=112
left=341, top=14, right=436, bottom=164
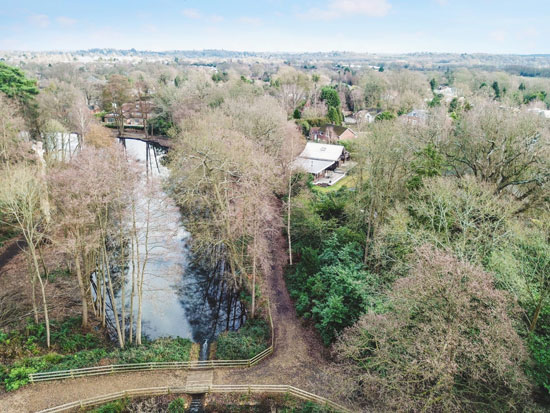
left=0, top=0, right=549, bottom=54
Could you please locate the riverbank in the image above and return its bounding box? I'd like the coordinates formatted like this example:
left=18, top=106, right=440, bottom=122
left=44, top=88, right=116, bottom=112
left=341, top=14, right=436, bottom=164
left=0, top=216, right=353, bottom=413
left=112, top=130, right=173, bottom=149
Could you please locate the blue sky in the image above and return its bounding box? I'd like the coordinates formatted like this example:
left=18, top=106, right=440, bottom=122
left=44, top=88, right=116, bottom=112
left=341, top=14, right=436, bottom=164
left=0, top=0, right=548, bottom=53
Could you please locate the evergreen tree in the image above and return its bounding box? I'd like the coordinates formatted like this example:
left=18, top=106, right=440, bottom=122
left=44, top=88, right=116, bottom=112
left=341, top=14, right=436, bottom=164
left=492, top=81, right=501, bottom=99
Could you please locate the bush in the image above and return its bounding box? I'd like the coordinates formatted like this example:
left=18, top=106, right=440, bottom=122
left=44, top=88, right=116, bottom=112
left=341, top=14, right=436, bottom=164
left=287, top=232, right=381, bottom=345
left=1, top=320, right=192, bottom=391
left=90, top=398, right=128, bottom=413
left=4, top=366, right=37, bottom=391
left=215, top=318, right=270, bottom=360
left=528, top=333, right=550, bottom=397
left=167, top=397, right=186, bottom=413
left=333, top=247, right=532, bottom=412
left=374, top=111, right=395, bottom=121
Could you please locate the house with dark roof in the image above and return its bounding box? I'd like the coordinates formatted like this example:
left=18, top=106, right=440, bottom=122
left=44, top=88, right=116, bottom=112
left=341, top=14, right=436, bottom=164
left=309, top=124, right=357, bottom=143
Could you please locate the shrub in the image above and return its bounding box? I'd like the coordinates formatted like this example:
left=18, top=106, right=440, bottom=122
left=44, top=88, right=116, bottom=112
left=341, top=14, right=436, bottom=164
left=215, top=318, right=270, bottom=360
left=167, top=397, right=186, bottom=413
left=374, top=111, right=395, bottom=121
left=1, top=329, right=192, bottom=391
left=334, top=247, right=533, bottom=412
left=4, top=366, right=36, bottom=391
left=90, top=398, right=128, bottom=413
left=528, top=333, right=550, bottom=397
left=287, top=232, right=381, bottom=345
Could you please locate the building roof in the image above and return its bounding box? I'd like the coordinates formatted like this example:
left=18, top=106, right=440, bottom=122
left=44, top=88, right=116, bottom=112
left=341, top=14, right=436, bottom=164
left=293, top=158, right=336, bottom=174
left=298, top=142, right=345, bottom=162
left=319, top=124, right=354, bottom=137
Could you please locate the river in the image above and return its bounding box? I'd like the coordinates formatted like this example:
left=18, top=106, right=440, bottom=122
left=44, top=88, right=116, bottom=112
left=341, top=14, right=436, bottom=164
left=114, top=138, right=245, bottom=349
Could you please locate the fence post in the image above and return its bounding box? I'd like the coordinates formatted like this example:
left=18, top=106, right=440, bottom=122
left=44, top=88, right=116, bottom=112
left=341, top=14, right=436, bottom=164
left=29, top=374, right=34, bottom=384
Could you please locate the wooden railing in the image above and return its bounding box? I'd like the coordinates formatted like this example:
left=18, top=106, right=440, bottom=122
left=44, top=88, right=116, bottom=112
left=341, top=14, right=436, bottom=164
left=29, top=299, right=275, bottom=383
left=36, top=384, right=353, bottom=413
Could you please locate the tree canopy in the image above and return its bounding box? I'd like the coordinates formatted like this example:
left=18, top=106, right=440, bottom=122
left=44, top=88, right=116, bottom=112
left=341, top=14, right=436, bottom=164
left=0, top=63, right=39, bottom=102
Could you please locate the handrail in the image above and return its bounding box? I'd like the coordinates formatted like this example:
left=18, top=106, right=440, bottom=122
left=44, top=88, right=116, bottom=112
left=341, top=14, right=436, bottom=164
left=29, top=298, right=275, bottom=383
left=35, top=384, right=353, bottom=413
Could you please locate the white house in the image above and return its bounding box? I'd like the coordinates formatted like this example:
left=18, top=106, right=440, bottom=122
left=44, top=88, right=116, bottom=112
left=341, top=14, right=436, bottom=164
left=293, top=142, right=350, bottom=186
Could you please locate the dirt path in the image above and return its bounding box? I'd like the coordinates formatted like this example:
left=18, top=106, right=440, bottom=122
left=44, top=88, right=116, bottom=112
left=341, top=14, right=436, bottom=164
left=0, top=227, right=351, bottom=413
left=0, top=370, right=190, bottom=412
left=0, top=237, right=25, bottom=275
left=214, top=223, right=334, bottom=394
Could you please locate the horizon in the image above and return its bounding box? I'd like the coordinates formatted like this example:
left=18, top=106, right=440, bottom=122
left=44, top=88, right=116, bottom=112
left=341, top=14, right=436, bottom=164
left=2, top=48, right=550, bottom=57
left=1, top=0, right=549, bottom=54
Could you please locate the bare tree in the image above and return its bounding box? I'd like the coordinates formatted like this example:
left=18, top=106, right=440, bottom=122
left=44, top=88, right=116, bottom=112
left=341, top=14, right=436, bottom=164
left=443, top=101, right=550, bottom=212
left=102, top=75, right=131, bottom=136
left=0, top=164, right=51, bottom=346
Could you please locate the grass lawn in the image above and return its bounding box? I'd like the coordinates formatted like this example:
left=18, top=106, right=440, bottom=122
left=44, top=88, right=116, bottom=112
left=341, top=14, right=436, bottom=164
left=312, top=174, right=357, bottom=193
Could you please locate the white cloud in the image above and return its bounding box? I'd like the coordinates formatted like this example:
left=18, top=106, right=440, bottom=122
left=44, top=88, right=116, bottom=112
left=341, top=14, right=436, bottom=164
left=208, top=15, right=224, bottom=23
left=142, top=24, right=158, bottom=33
left=182, top=9, right=201, bottom=19
left=305, top=0, right=391, bottom=20
left=334, top=0, right=391, bottom=16
left=238, top=17, right=262, bottom=26
left=28, top=14, right=50, bottom=28
left=56, top=16, right=77, bottom=27
left=489, top=30, right=507, bottom=42
left=521, top=27, right=538, bottom=39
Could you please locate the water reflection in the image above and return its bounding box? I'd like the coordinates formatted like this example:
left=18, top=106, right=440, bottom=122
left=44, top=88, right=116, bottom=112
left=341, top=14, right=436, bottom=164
left=116, top=138, right=245, bottom=344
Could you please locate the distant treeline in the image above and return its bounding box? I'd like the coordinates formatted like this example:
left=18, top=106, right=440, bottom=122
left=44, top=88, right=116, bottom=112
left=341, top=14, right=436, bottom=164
left=504, top=65, right=550, bottom=78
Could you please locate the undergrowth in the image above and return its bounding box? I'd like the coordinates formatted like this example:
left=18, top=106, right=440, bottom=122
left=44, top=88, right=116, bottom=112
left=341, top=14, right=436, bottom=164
left=215, top=318, right=270, bottom=360
left=0, top=317, right=192, bottom=391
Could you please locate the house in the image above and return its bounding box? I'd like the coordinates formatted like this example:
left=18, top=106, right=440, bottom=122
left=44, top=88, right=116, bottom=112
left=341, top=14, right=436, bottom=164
left=403, top=109, right=429, bottom=125
left=293, top=142, right=351, bottom=186
left=103, top=101, right=154, bottom=127
left=309, top=124, right=357, bottom=143
left=436, top=86, right=459, bottom=103
left=104, top=113, right=117, bottom=124
left=122, top=102, right=154, bottom=126
left=354, top=110, right=376, bottom=124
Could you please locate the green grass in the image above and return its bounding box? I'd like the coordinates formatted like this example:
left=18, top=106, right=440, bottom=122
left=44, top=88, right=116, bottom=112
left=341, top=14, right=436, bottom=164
left=311, top=175, right=356, bottom=194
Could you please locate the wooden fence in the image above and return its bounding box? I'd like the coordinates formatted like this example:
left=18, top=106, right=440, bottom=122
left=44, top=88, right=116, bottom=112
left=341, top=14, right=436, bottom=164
left=36, top=384, right=353, bottom=413
left=29, top=299, right=275, bottom=383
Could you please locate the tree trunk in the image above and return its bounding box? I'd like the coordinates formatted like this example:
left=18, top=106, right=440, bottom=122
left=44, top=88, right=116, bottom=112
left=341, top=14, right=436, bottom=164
left=27, top=260, right=39, bottom=323
left=287, top=173, right=293, bottom=266
left=363, top=196, right=376, bottom=265
left=103, top=242, right=124, bottom=348
left=529, top=294, right=545, bottom=332
left=74, top=251, right=88, bottom=328
left=30, top=244, right=50, bottom=348
left=128, top=234, right=136, bottom=344
left=252, top=226, right=257, bottom=319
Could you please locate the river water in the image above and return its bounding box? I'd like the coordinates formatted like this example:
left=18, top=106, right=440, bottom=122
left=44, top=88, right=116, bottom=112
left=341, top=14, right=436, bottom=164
left=116, top=138, right=245, bottom=347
